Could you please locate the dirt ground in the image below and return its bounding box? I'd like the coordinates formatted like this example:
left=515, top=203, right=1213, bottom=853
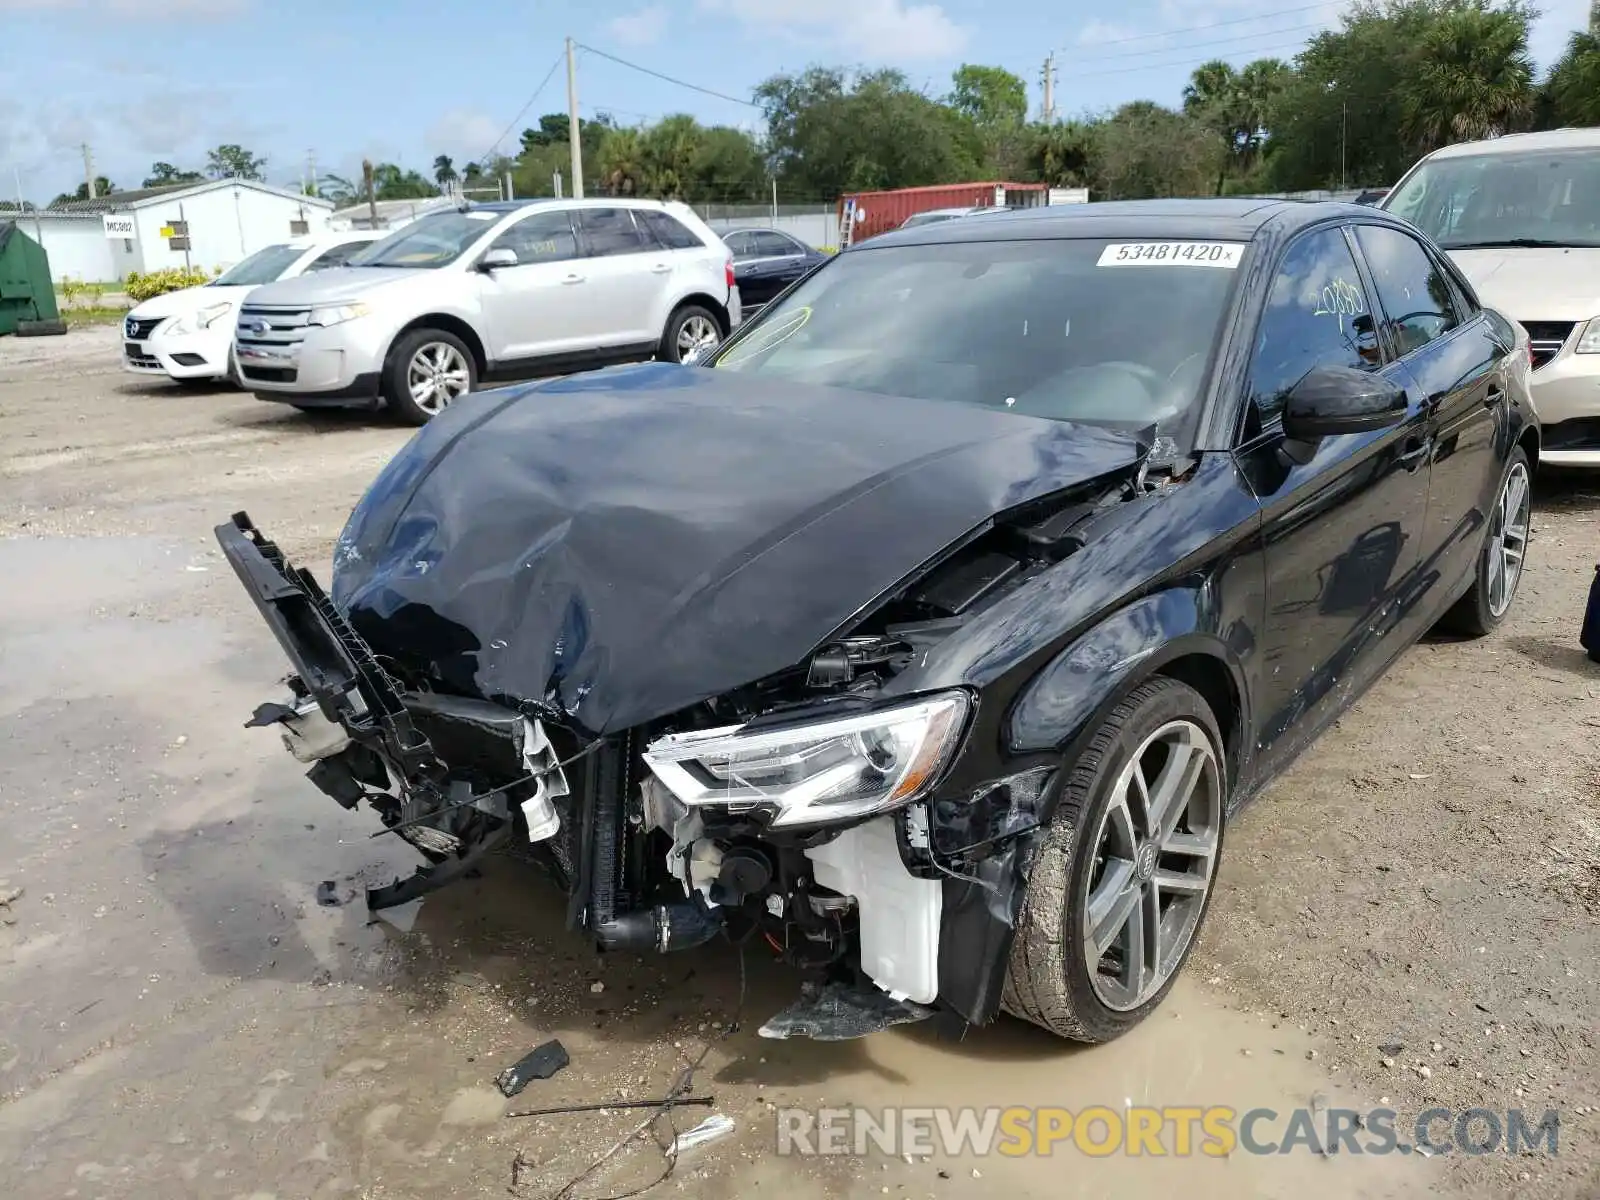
left=1, top=327, right=1595, bottom=1200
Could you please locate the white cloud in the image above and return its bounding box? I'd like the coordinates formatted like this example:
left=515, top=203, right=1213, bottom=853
left=702, top=0, right=968, bottom=61
left=1075, top=18, right=1141, bottom=46
left=606, top=5, right=668, bottom=47
left=425, top=109, right=506, bottom=160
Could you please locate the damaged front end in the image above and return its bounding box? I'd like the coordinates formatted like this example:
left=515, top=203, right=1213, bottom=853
left=217, top=364, right=1153, bottom=1040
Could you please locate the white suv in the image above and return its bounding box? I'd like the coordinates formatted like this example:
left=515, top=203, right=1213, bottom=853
left=234, top=198, right=740, bottom=423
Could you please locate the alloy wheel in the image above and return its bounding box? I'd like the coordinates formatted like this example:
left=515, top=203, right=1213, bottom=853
left=1487, top=461, right=1530, bottom=618
left=676, top=314, right=720, bottom=360
left=1082, top=719, right=1222, bottom=1012
left=407, top=342, right=471, bottom=414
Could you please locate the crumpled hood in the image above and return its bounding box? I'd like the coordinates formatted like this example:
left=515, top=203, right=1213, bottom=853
left=243, top=267, right=428, bottom=306
left=330, top=362, right=1147, bottom=735
left=1445, top=247, right=1600, bottom=322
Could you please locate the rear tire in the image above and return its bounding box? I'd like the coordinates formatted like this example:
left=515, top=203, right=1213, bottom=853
left=383, top=328, right=477, bottom=426
left=1001, top=677, right=1226, bottom=1043
left=1438, top=447, right=1531, bottom=637
left=660, top=304, right=722, bottom=364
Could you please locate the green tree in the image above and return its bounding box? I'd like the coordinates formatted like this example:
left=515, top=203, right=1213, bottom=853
left=205, top=144, right=266, bottom=181
left=371, top=163, right=439, bottom=201
left=51, top=177, right=117, bottom=206
left=1542, top=6, right=1600, bottom=126
left=1183, top=58, right=1291, bottom=193
left=142, top=161, right=205, bottom=188
left=597, top=127, right=645, bottom=196
left=318, top=173, right=358, bottom=204
left=1026, top=120, right=1099, bottom=187
left=1401, top=2, right=1534, bottom=150
left=756, top=66, right=983, bottom=198
left=948, top=64, right=1028, bottom=127
left=1093, top=102, right=1227, bottom=200
left=433, top=155, right=458, bottom=187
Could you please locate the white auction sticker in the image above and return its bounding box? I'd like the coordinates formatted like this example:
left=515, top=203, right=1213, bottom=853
left=1097, top=242, right=1244, bottom=268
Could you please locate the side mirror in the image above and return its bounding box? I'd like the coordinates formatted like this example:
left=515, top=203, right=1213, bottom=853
left=1282, top=364, right=1407, bottom=444
left=478, top=247, right=518, bottom=272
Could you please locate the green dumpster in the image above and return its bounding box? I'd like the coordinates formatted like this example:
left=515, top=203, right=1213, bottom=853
left=0, top=221, right=68, bottom=336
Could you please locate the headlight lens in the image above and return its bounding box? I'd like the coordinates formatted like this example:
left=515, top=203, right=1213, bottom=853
left=641, top=691, right=970, bottom=828
left=1574, top=317, right=1600, bottom=355
left=195, top=301, right=233, bottom=330
left=308, top=301, right=370, bottom=328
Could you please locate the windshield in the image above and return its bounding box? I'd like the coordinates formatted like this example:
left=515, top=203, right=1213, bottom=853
left=212, top=244, right=302, bottom=286
left=348, top=210, right=502, bottom=268
left=709, top=237, right=1241, bottom=436
left=1384, top=147, right=1600, bottom=249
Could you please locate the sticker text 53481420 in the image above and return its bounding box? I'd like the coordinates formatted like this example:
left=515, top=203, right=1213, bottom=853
left=1097, top=242, right=1244, bottom=268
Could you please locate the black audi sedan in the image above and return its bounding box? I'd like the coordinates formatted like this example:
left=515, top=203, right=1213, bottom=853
left=217, top=199, right=1537, bottom=1046
left=722, top=226, right=829, bottom=315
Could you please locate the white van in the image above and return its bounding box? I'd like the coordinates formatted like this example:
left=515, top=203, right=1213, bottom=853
left=1382, top=127, right=1600, bottom=466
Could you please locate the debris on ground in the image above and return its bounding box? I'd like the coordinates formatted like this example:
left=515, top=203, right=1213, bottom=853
left=495, top=1039, right=571, bottom=1098
left=507, top=1095, right=713, bottom=1120
left=315, top=880, right=344, bottom=907
left=672, top=1113, right=734, bottom=1154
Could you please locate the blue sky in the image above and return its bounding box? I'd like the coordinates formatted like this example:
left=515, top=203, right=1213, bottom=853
left=3, top=0, right=1592, bottom=203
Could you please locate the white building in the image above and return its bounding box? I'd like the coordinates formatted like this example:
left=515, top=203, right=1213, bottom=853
left=41, top=179, right=336, bottom=284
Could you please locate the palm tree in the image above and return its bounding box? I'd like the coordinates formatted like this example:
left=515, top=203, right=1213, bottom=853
left=1545, top=18, right=1600, bottom=126
left=597, top=127, right=644, bottom=196
left=1401, top=6, right=1534, bottom=151
left=433, top=155, right=458, bottom=188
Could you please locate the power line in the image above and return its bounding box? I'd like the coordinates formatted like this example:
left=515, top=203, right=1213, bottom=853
left=1058, top=21, right=1328, bottom=63
left=476, top=52, right=566, bottom=166
left=1070, top=39, right=1321, bottom=79
left=1064, top=2, right=1331, bottom=48
left=575, top=42, right=762, bottom=109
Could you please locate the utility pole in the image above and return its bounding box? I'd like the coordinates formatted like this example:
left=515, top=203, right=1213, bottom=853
left=566, top=36, right=584, bottom=199
left=1041, top=54, right=1057, bottom=124
left=1340, top=100, right=1348, bottom=191
left=82, top=143, right=96, bottom=199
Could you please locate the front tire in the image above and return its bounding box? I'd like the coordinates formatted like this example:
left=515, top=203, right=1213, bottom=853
left=383, top=328, right=477, bottom=426
left=1002, top=677, right=1226, bottom=1043
left=1438, top=448, right=1531, bottom=637
left=660, top=304, right=722, bottom=364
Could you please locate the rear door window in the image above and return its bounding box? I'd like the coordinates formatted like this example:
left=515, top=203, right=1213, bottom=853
left=1354, top=224, right=1461, bottom=357
left=753, top=231, right=801, bottom=257
left=577, top=208, right=652, bottom=257
left=636, top=209, right=703, bottom=251
left=1245, top=226, right=1383, bottom=428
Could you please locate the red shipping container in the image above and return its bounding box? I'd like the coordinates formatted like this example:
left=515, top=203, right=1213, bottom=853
left=835, top=181, right=1051, bottom=244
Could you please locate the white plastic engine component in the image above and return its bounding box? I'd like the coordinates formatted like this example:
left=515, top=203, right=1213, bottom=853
left=518, top=717, right=569, bottom=843
left=805, top=816, right=942, bottom=1005
left=280, top=705, right=351, bottom=763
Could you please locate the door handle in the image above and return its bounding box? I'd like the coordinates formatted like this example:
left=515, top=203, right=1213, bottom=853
left=650, top=263, right=672, bottom=274
left=562, top=273, right=585, bottom=285
left=1398, top=433, right=1431, bottom=469
left=1484, top=386, right=1504, bottom=408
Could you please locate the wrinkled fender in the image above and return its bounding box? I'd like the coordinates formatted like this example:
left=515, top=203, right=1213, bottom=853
left=1007, top=585, right=1253, bottom=808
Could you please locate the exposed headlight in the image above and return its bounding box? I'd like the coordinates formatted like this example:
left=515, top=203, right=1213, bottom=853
left=195, top=301, right=233, bottom=330
left=307, top=301, right=370, bottom=328
left=641, top=691, right=970, bottom=828
left=1574, top=317, right=1600, bottom=354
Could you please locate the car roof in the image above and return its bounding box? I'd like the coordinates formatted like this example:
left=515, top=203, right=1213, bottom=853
left=465, top=197, right=677, bottom=215
left=862, top=198, right=1385, bottom=248
left=1421, top=126, right=1600, bottom=160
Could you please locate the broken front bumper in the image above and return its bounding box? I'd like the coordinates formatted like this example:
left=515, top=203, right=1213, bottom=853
left=215, top=511, right=577, bottom=908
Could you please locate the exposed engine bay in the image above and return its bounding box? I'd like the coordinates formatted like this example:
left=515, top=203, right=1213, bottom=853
left=215, top=362, right=1164, bottom=1039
